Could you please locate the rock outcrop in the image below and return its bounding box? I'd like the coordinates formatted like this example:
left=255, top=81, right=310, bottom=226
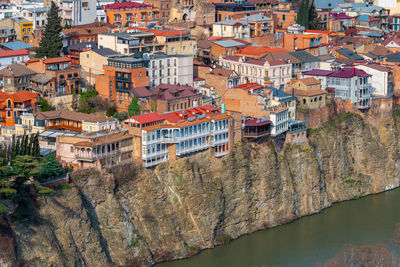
left=2, top=113, right=400, bottom=266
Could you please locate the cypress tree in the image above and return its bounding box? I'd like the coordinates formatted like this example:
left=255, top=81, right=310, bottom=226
left=296, top=0, right=305, bottom=26
left=20, top=135, right=25, bottom=155
left=15, top=137, right=21, bottom=156
left=308, top=3, right=320, bottom=30
left=128, top=95, right=141, bottom=116
left=28, top=134, right=35, bottom=156
left=35, top=2, right=63, bottom=58
left=33, top=133, right=40, bottom=157
left=23, top=134, right=29, bottom=155
left=11, top=135, right=16, bottom=159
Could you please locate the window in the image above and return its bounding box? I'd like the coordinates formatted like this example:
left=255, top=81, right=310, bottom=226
left=183, top=46, right=187, bottom=52
left=82, top=2, right=88, bottom=7
left=70, top=146, right=74, bottom=152
left=171, top=47, right=175, bottom=52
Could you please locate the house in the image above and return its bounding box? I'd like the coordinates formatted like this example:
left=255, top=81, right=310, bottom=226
left=26, top=57, right=81, bottom=96
left=97, top=32, right=160, bottom=55
left=19, top=7, right=48, bottom=30
left=214, top=3, right=256, bottom=22
left=219, top=55, right=292, bottom=89
left=143, top=0, right=171, bottom=22
left=34, top=110, right=119, bottom=133
left=211, top=39, right=249, bottom=58
left=286, top=79, right=327, bottom=110
left=56, top=129, right=133, bottom=170
left=384, top=37, right=400, bottom=53
left=265, top=86, right=296, bottom=121
left=213, top=14, right=273, bottom=38
left=62, top=22, right=116, bottom=46
left=0, top=90, right=39, bottom=136
left=66, top=42, right=97, bottom=66
left=356, top=64, right=394, bottom=96
left=329, top=13, right=354, bottom=32
left=79, top=47, right=122, bottom=86
left=273, top=9, right=297, bottom=31
left=0, top=17, right=33, bottom=43
left=0, top=27, right=17, bottom=43
left=29, top=73, right=55, bottom=98
left=355, top=15, right=380, bottom=28
left=264, top=51, right=302, bottom=78
left=133, top=84, right=202, bottom=114
left=147, top=30, right=197, bottom=56
left=146, top=52, right=193, bottom=89
left=303, top=67, right=372, bottom=109
left=286, top=77, right=321, bottom=91
left=242, top=116, right=271, bottom=139
left=104, top=2, right=158, bottom=27
left=0, top=49, right=29, bottom=69
left=289, top=51, right=321, bottom=73
left=283, top=30, right=329, bottom=54
left=197, top=67, right=240, bottom=98
left=95, top=56, right=150, bottom=112
left=0, top=63, right=36, bottom=93
left=334, top=48, right=364, bottom=64
left=392, top=15, right=400, bottom=32
left=122, top=105, right=233, bottom=167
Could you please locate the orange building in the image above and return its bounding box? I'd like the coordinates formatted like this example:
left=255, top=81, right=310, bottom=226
left=96, top=56, right=150, bottom=112
left=62, top=22, right=117, bottom=46
left=0, top=90, right=39, bottom=129
left=283, top=31, right=329, bottom=51
left=104, top=1, right=158, bottom=27
left=235, top=45, right=288, bottom=59
left=273, top=9, right=297, bottom=32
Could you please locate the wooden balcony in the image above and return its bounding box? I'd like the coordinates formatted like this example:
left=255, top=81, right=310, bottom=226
left=45, top=125, right=82, bottom=132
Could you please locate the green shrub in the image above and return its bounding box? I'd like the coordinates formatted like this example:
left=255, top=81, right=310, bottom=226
left=0, top=202, right=8, bottom=213
left=0, top=187, right=17, bottom=198
left=345, top=179, right=356, bottom=184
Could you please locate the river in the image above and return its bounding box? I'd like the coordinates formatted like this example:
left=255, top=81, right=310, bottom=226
left=158, top=188, right=400, bottom=267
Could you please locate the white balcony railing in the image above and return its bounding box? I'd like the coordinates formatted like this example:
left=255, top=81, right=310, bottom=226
left=176, top=144, right=209, bottom=156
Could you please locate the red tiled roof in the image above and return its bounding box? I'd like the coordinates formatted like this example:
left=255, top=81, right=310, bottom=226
left=303, top=69, right=334, bottom=77
left=329, top=67, right=371, bottom=78
left=105, top=2, right=151, bottom=9
left=124, top=112, right=164, bottom=124
left=0, top=49, right=28, bottom=58
left=268, top=59, right=287, bottom=66
left=11, top=90, right=39, bottom=102
left=234, top=83, right=264, bottom=91
left=244, top=117, right=271, bottom=127
left=330, top=13, right=353, bottom=19
left=147, top=30, right=188, bottom=37
left=43, top=57, right=71, bottom=64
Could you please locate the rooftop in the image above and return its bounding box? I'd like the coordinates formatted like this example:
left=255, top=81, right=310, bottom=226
left=0, top=49, right=29, bottom=58
left=0, top=63, right=36, bottom=77
left=36, top=110, right=116, bottom=123
left=0, top=41, right=33, bottom=50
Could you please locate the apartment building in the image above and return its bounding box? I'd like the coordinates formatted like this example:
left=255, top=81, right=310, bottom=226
left=0, top=17, right=33, bottom=43
left=0, top=49, right=30, bottom=69
left=303, top=67, right=372, bottom=109
left=0, top=26, right=17, bottom=43
left=214, top=3, right=256, bottom=22
left=19, top=7, right=48, bottom=30
left=26, top=57, right=81, bottom=96
left=356, top=64, right=394, bottom=97
left=96, top=56, right=150, bottom=112
left=104, top=2, right=158, bottom=27
left=56, top=0, right=97, bottom=27
left=98, top=32, right=161, bottom=55
left=273, top=9, right=297, bottom=31
left=56, top=130, right=133, bottom=170
left=213, top=14, right=273, bottom=38
left=62, top=22, right=116, bottom=46
left=146, top=52, right=193, bottom=88
left=147, top=30, right=197, bottom=56
left=219, top=55, right=292, bottom=89
left=122, top=105, right=233, bottom=167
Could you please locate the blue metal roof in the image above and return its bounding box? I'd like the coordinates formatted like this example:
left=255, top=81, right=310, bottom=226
left=356, top=14, right=371, bottom=22
left=314, top=0, right=344, bottom=10
left=1, top=41, right=33, bottom=50
left=213, top=40, right=246, bottom=48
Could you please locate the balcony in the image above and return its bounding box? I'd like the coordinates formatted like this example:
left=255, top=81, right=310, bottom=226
left=75, top=150, right=122, bottom=162
left=142, top=150, right=168, bottom=160
left=215, top=150, right=229, bottom=157
left=143, top=155, right=169, bottom=168
left=210, top=139, right=228, bottom=147
left=243, top=130, right=269, bottom=138
left=176, top=144, right=209, bottom=156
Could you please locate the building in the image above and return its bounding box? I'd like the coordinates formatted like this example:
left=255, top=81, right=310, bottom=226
left=0, top=63, right=36, bottom=93
left=356, top=64, right=394, bottom=97
left=334, top=48, right=364, bottom=64
left=0, top=3, right=19, bottom=21
left=79, top=47, right=122, bottom=86
left=104, top=2, right=158, bottom=27
left=303, top=67, right=372, bottom=109
left=26, top=57, right=81, bottom=96
left=219, top=55, right=292, bottom=89
left=0, top=90, right=39, bottom=136
left=147, top=30, right=197, bottom=56
left=242, top=116, right=271, bottom=139
left=273, top=9, right=297, bottom=31
left=95, top=56, right=150, bottom=112
left=57, top=0, right=97, bottom=27
left=0, top=27, right=17, bottom=43
left=35, top=110, right=119, bottom=133
left=289, top=51, right=321, bottom=73
left=133, top=84, right=202, bottom=113
left=0, top=49, right=30, bottom=69
left=66, top=42, right=97, bottom=66
left=355, top=14, right=380, bottom=28
left=212, top=14, right=273, bottom=38
left=29, top=73, right=55, bottom=98
left=0, top=17, right=33, bottom=43
left=286, top=78, right=327, bottom=110
left=122, top=105, right=233, bottom=167
left=97, top=32, right=160, bottom=55
left=19, top=7, right=48, bottom=30
left=62, top=22, right=116, bottom=46
left=214, top=3, right=256, bottom=22
left=286, top=77, right=321, bottom=91
left=329, top=12, right=354, bottom=32
left=197, top=66, right=240, bottom=98
left=392, top=15, right=400, bottom=32
left=210, top=39, right=249, bottom=58
left=0, top=40, right=33, bottom=50
left=283, top=29, right=329, bottom=53
left=143, top=0, right=171, bottom=22
left=56, top=129, right=133, bottom=170
left=146, top=52, right=193, bottom=89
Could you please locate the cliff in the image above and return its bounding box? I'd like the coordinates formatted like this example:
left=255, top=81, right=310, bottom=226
left=2, top=113, right=400, bottom=267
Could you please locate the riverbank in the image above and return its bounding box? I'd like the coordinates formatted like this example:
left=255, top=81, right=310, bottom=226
left=1, top=112, right=400, bottom=267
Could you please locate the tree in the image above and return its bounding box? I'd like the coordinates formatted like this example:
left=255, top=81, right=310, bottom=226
left=15, top=137, right=21, bottom=156
left=38, top=154, right=64, bottom=182
left=35, top=2, right=63, bottom=58
left=39, top=98, right=51, bottom=112
left=308, top=3, right=320, bottom=30
left=114, top=112, right=129, bottom=121
left=295, top=0, right=319, bottom=30
left=32, top=133, right=40, bottom=157
left=106, top=105, right=117, bottom=117
left=11, top=135, right=16, bottom=160
left=128, top=95, right=141, bottom=116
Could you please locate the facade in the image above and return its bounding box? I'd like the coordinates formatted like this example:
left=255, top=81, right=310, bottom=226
left=62, top=22, right=116, bottom=46
left=303, top=68, right=372, bottom=109
left=219, top=55, right=292, bottom=89
left=0, top=63, right=36, bottom=93
left=0, top=90, right=39, bottom=136
left=79, top=47, right=122, bottom=86
left=122, top=105, right=233, bottom=167
left=197, top=66, right=240, bottom=98
left=0, top=17, right=33, bottom=43
left=95, top=56, right=150, bottom=112
left=0, top=26, right=17, bottom=43
left=213, top=14, right=273, bottom=38
left=286, top=87, right=327, bottom=110
left=147, top=52, right=193, bottom=89
left=56, top=130, right=133, bottom=170
left=57, top=0, right=97, bottom=26
left=147, top=30, right=197, bottom=56
left=273, top=9, right=297, bottom=31
left=211, top=39, right=249, bottom=58
left=356, top=64, right=394, bottom=96
left=104, top=2, right=158, bottom=27
left=19, top=7, right=48, bottom=30
left=214, top=3, right=256, bottom=22
left=97, top=32, right=160, bottom=55
left=0, top=49, right=30, bottom=69
left=143, top=0, right=171, bottom=22
left=26, top=57, right=81, bottom=96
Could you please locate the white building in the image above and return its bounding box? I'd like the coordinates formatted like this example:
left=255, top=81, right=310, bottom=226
left=0, top=4, right=19, bottom=20
left=213, top=14, right=273, bottom=38
left=219, top=55, right=292, bottom=89
left=269, top=106, right=289, bottom=136
left=356, top=64, right=393, bottom=97
left=146, top=52, right=193, bottom=89
left=98, top=32, right=158, bottom=55
left=19, top=7, right=49, bottom=30
left=55, top=0, right=97, bottom=26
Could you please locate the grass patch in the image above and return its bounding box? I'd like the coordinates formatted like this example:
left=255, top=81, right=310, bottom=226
left=53, top=184, right=71, bottom=190
left=37, top=185, right=55, bottom=195
left=344, top=179, right=356, bottom=184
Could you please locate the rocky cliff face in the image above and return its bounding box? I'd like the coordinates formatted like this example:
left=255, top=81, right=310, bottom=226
left=2, top=113, right=400, bottom=267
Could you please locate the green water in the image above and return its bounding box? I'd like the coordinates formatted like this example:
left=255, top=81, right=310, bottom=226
left=158, top=188, right=400, bottom=267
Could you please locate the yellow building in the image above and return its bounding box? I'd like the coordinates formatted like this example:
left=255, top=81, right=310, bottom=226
left=0, top=17, right=33, bottom=43
left=148, top=30, right=197, bottom=56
